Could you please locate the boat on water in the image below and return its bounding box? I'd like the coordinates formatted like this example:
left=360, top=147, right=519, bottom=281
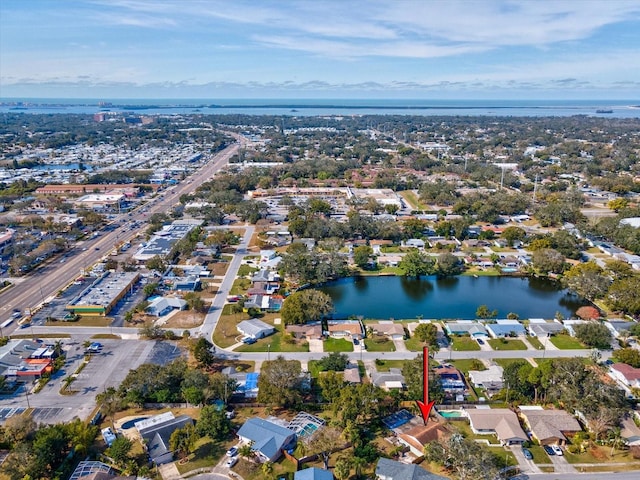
left=596, top=109, right=613, bottom=114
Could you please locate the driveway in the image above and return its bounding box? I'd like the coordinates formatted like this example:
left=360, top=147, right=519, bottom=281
left=509, top=446, right=541, bottom=474
left=548, top=451, right=577, bottom=473
left=308, top=338, right=324, bottom=353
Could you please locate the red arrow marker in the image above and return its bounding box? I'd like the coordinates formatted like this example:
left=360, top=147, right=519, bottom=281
left=416, top=346, right=436, bottom=425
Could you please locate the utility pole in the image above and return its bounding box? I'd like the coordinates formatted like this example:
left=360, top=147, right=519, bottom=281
left=532, top=174, right=539, bottom=204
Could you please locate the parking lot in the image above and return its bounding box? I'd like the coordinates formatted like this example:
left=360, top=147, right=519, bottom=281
left=0, top=337, right=183, bottom=425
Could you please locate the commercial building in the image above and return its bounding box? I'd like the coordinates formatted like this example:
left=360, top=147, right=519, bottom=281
left=133, top=220, right=202, bottom=262
left=66, top=271, right=139, bottom=316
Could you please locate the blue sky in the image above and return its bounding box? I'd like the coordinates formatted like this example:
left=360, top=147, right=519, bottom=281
left=1, top=0, right=640, bottom=99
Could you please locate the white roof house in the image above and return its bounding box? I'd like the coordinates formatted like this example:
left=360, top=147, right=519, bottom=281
left=468, top=365, right=504, bottom=393
left=237, top=319, right=276, bottom=339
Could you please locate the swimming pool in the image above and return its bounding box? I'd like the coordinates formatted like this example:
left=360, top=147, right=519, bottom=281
left=438, top=410, right=465, bottom=419
left=121, top=417, right=149, bottom=430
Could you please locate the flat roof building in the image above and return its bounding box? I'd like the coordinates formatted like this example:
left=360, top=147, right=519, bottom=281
left=133, top=220, right=202, bottom=262
left=66, top=271, right=139, bottom=316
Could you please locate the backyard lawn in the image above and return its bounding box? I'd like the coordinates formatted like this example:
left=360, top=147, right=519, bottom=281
left=494, top=358, right=530, bottom=368
left=451, top=336, right=481, bottom=351
left=549, top=334, right=585, bottom=349
left=323, top=337, right=354, bottom=352
left=488, top=338, right=528, bottom=351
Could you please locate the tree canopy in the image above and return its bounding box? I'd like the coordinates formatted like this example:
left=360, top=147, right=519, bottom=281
left=280, top=289, right=333, bottom=325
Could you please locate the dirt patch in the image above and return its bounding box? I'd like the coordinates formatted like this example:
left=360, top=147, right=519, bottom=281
left=208, top=261, right=229, bottom=276
left=164, top=311, right=204, bottom=328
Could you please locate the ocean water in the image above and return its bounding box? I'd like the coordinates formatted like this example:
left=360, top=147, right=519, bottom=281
left=1, top=98, right=639, bottom=118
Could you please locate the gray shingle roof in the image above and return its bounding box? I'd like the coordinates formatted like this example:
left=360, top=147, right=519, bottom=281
left=375, top=458, right=448, bottom=480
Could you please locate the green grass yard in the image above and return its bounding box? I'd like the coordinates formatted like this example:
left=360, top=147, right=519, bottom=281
left=487, top=338, right=528, bottom=351
left=364, top=336, right=396, bottom=352
left=323, top=337, right=354, bottom=352
left=450, top=359, right=486, bottom=373
left=451, top=336, right=481, bottom=351
left=549, top=334, right=585, bottom=349
left=526, top=336, right=544, bottom=350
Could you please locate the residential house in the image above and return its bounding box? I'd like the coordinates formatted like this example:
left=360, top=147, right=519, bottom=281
left=285, top=324, right=323, bottom=340
left=247, top=281, right=280, bottom=296
left=528, top=320, right=564, bottom=338
left=609, top=363, right=640, bottom=389
left=236, top=417, right=297, bottom=462
left=294, top=468, right=334, bottom=480
left=223, top=367, right=259, bottom=399
left=444, top=321, right=488, bottom=338
left=135, top=412, right=194, bottom=465
left=251, top=269, right=280, bottom=283
left=434, top=365, right=466, bottom=397
left=468, top=365, right=504, bottom=396
left=371, top=368, right=405, bottom=391
left=237, top=319, right=275, bottom=340
left=375, top=458, right=448, bottom=480
left=519, top=408, right=582, bottom=446
left=146, top=296, right=187, bottom=317
left=605, top=320, right=635, bottom=339
left=327, top=320, right=363, bottom=339
left=369, top=322, right=405, bottom=340
left=397, top=422, right=449, bottom=457
left=343, top=364, right=361, bottom=384
left=563, top=319, right=587, bottom=336
left=466, top=408, right=527, bottom=446
left=377, top=255, right=402, bottom=267
left=170, top=275, right=200, bottom=292
left=243, top=294, right=284, bottom=311
left=486, top=320, right=526, bottom=338
left=405, top=239, right=426, bottom=249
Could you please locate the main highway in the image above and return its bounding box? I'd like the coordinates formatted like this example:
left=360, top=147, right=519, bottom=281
left=0, top=134, right=244, bottom=334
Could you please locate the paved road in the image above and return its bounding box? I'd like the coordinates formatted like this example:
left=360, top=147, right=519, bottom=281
left=511, top=472, right=640, bottom=480
left=196, top=226, right=255, bottom=342
left=0, top=137, right=242, bottom=332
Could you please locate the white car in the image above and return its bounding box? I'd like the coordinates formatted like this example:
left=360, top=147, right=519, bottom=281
left=551, top=445, right=563, bottom=456
left=225, top=456, right=238, bottom=468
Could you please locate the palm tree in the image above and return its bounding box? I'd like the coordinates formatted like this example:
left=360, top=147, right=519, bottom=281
left=238, top=442, right=254, bottom=460
left=334, top=457, right=352, bottom=480
left=261, top=461, right=274, bottom=479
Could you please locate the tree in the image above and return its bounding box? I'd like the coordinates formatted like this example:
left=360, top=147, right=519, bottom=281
left=197, top=405, right=232, bottom=440
left=334, top=457, right=352, bottom=480
left=257, top=356, right=302, bottom=406
left=280, top=289, right=333, bottom=325
left=436, top=252, right=463, bottom=276
left=424, top=433, right=500, bottom=480
left=3, top=415, right=36, bottom=445
left=413, top=323, right=439, bottom=351
left=107, top=436, right=133, bottom=466
left=353, top=245, right=373, bottom=268
left=96, top=386, right=122, bottom=430
left=612, top=347, right=640, bottom=367
left=182, top=386, right=205, bottom=406
left=146, top=255, right=166, bottom=273
left=306, top=426, right=344, bottom=470
left=317, top=352, right=349, bottom=371
left=501, top=226, right=526, bottom=246
left=563, top=262, right=610, bottom=301
left=192, top=337, right=215, bottom=369
left=400, top=249, right=435, bottom=277
left=318, top=371, right=347, bottom=403
left=608, top=198, right=629, bottom=212
left=532, top=248, right=565, bottom=274
left=476, top=304, right=497, bottom=319
left=574, top=322, right=612, bottom=349
left=608, top=276, right=640, bottom=315
left=575, top=306, right=601, bottom=320
left=169, top=423, right=198, bottom=460
left=402, top=353, right=444, bottom=406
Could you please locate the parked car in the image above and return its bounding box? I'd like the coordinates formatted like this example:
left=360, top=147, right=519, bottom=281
left=477, top=338, right=485, bottom=345
left=522, top=448, right=533, bottom=460
left=226, top=446, right=238, bottom=457
left=241, top=337, right=257, bottom=344
left=543, top=445, right=555, bottom=455
left=551, top=445, right=563, bottom=456
left=225, top=456, right=238, bottom=468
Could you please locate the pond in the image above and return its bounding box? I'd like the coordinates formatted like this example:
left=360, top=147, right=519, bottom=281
left=318, top=275, right=589, bottom=320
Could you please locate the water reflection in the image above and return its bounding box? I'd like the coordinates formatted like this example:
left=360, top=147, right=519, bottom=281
left=319, top=275, right=590, bottom=320
left=400, top=276, right=434, bottom=301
